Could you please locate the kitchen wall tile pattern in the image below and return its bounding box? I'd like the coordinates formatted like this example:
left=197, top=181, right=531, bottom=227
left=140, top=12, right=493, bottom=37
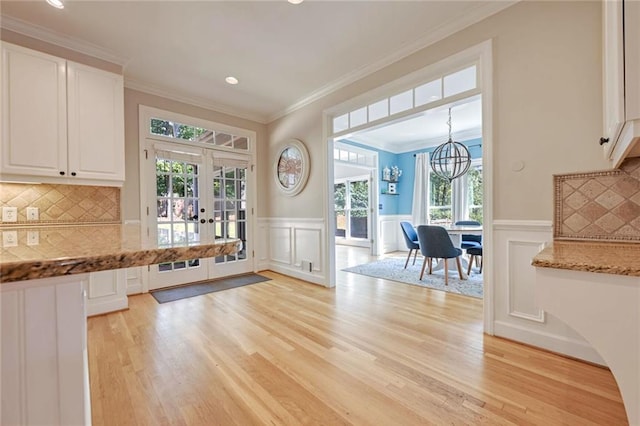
left=0, top=183, right=120, bottom=225
left=554, top=157, right=640, bottom=242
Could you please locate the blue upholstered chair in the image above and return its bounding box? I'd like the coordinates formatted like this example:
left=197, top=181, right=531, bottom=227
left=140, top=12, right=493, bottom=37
left=416, top=225, right=464, bottom=285
left=454, top=220, right=482, bottom=249
left=466, top=246, right=483, bottom=275
left=399, top=222, right=420, bottom=269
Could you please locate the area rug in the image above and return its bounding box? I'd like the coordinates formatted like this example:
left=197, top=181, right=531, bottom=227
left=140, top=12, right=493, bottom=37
left=151, top=273, right=271, bottom=304
left=342, top=257, right=483, bottom=299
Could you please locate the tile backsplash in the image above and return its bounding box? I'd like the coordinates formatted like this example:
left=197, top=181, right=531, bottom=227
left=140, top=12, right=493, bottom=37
left=0, top=183, right=120, bottom=225
left=554, top=157, right=640, bottom=242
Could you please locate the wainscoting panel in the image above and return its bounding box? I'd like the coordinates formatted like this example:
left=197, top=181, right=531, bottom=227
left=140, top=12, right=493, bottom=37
left=86, top=269, right=127, bottom=316
left=258, top=218, right=326, bottom=286
left=507, top=240, right=546, bottom=323
left=380, top=216, right=399, bottom=253
left=294, top=228, right=322, bottom=271
left=126, top=267, right=142, bottom=295
left=269, top=226, right=292, bottom=265
left=493, top=220, right=604, bottom=364
left=379, top=215, right=412, bottom=254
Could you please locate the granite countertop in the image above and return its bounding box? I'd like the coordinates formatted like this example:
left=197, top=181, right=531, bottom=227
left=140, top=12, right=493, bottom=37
left=0, top=224, right=242, bottom=283
left=532, top=240, right=640, bottom=277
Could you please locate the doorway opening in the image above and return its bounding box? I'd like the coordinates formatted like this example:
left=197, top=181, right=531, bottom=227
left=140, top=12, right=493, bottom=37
left=333, top=141, right=378, bottom=254
left=324, top=41, right=493, bottom=332
left=138, top=105, right=256, bottom=291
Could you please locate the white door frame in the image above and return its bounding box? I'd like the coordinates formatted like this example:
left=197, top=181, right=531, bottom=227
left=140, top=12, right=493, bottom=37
left=323, top=40, right=494, bottom=334
left=138, top=105, right=257, bottom=292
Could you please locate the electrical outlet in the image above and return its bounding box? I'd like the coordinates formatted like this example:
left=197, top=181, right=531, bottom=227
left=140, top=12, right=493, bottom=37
left=2, top=231, right=18, bottom=247
left=26, top=207, right=39, bottom=221
left=27, top=231, right=39, bottom=246
left=2, top=207, right=17, bottom=222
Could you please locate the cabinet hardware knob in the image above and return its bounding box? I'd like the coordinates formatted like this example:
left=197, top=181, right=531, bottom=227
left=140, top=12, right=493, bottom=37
left=71, top=172, right=77, bottom=176
left=200, top=219, right=206, bottom=224
left=208, top=218, right=214, bottom=223
left=59, top=171, right=65, bottom=175
left=200, top=208, right=205, bottom=213
left=599, top=137, right=610, bottom=145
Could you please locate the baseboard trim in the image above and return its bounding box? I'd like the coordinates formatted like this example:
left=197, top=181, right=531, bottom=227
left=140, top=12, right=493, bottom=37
left=267, top=264, right=327, bottom=287
left=493, top=320, right=605, bottom=365
left=86, top=297, right=128, bottom=317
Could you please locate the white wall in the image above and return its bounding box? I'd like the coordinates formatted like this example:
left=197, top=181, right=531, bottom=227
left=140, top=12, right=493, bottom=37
left=261, top=1, right=611, bottom=362
left=265, top=1, right=607, bottom=221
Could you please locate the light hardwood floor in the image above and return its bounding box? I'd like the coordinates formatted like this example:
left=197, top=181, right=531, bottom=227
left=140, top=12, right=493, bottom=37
left=88, top=246, right=627, bottom=425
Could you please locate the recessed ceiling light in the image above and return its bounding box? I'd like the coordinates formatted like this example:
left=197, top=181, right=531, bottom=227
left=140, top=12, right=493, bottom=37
left=46, top=0, right=64, bottom=9
left=225, top=76, right=239, bottom=85
left=288, top=0, right=304, bottom=4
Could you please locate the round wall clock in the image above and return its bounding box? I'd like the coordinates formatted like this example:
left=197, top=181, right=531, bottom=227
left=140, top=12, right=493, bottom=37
left=274, top=139, right=310, bottom=196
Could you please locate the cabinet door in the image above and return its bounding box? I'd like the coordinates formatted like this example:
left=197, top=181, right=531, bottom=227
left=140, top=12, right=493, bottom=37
left=86, top=269, right=127, bottom=316
left=1, top=43, right=67, bottom=177
left=1, top=276, right=88, bottom=425
left=602, top=0, right=625, bottom=153
left=625, top=0, right=640, bottom=122
left=67, top=61, right=125, bottom=181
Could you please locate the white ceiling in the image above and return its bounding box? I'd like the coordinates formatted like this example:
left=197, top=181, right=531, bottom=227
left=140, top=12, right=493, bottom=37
left=0, top=0, right=514, bottom=125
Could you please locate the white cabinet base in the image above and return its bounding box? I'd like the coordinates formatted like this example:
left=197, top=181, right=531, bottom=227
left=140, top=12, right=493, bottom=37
left=1, top=275, right=91, bottom=425
left=535, top=267, right=640, bottom=426
left=87, top=269, right=128, bottom=316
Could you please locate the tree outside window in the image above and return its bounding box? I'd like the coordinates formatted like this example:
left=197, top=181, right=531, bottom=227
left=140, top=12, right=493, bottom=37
left=428, top=160, right=482, bottom=225
left=334, top=179, right=369, bottom=239
left=467, top=165, right=483, bottom=224
left=429, top=171, right=452, bottom=224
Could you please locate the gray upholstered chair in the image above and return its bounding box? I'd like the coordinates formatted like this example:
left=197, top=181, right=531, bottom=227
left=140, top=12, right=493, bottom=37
left=399, top=221, right=420, bottom=269
left=466, top=246, right=483, bottom=275
left=454, top=220, right=482, bottom=249
left=416, top=225, right=464, bottom=285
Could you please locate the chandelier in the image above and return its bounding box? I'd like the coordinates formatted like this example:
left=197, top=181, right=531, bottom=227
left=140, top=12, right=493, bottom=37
left=430, top=107, right=471, bottom=182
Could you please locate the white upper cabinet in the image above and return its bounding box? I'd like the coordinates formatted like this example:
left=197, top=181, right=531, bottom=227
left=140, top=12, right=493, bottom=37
left=1, top=43, right=125, bottom=185
left=1, top=44, right=68, bottom=178
left=602, top=0, right=640, bottom=167
left=67, top=61, right=124, bottom=181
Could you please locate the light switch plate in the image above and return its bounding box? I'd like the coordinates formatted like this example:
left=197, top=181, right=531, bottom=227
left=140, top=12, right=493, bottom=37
left=26, top=207, right=39, bottom=221
left=3, top=231, right=18, bottom=247
left=2, top=207, right=17, bottom=222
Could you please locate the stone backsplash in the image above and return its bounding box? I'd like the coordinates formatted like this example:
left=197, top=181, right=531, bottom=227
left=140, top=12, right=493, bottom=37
left=554, top=157, right=640, bottom=242
left=0, top=183, right=120, bottom=225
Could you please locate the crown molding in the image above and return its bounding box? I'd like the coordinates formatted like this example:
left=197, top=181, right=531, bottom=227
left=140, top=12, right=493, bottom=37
left=0, top=15, right=269, bottom=123
left=1, top=1, right=516, bottom=126
left=268, top=1, right=518, bottom=123
left=0, top=15, right=127, bottom=66
left=124, top=79, right=268, bottom=124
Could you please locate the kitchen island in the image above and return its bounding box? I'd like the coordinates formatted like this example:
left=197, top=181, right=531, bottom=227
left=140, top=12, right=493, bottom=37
left=533, top=241, right=640, bottom=426
left=0, top=223, right=241, bottom=425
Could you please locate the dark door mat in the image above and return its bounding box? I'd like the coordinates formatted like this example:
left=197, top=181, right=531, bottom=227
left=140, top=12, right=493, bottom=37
left=150, top=273, right=271, bottom=304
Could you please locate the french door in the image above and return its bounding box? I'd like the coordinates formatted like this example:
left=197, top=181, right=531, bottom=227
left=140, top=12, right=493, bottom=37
left=147, top=145, right=252, bottom=290
left=334, top=174, right=371, bottom=248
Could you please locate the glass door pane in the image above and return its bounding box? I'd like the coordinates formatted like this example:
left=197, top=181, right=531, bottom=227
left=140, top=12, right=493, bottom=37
left=151, top=155, right=208, bottom=289
left=209, top=159, right=251, bottom=278
left=334, top=183, right=346, bottom=237
left=349, top=179, right=369, bottom=239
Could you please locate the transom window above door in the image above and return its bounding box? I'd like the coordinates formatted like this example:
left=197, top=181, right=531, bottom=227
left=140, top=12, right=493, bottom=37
left=332, top=64, right=477, bottom=134
left=150, top=118, right=249, bottom=151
